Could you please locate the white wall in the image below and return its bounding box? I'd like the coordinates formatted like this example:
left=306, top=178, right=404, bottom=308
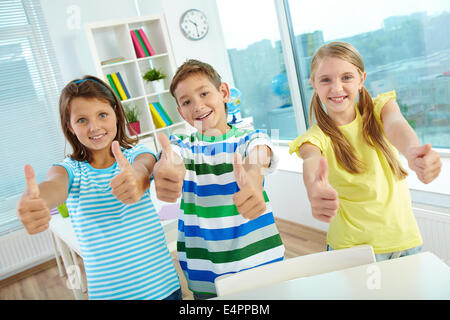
left=148, top=0, right=234, bottom=85
left=40, top=0, right=139, bottom=83
left=40, top=0, right=234, bottom=85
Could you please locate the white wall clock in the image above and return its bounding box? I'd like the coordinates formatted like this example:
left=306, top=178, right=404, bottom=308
left=180, top=9, right=209, bottom=40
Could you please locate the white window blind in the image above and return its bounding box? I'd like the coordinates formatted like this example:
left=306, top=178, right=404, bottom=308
left=0, top=0, right=65, bottom=235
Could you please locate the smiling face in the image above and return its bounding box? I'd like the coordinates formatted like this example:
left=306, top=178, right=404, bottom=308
left=68, top=97, right=117, bottom=156
left=174, top=73, right=230, bottom=135
left=311, top=56, right=366, bottom=125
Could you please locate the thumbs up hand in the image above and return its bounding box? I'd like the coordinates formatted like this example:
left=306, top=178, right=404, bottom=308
left=406, top=143, right=442, bottom=184
left=232, top=153, right=267, bottom=220
left=16, top=164, right=51, bottom=234
left=153, top=133, right=185, bottom=202
left=307, top=157, right=339, bottom=223
left=110, top=141, right=143, bottom=204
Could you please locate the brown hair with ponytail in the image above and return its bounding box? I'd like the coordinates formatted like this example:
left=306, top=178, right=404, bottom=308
left=309, top=41, right=408, bottom=179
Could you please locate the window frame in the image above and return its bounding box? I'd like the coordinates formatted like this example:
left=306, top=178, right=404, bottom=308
left=273, top=0, right=308, bottom=138
left=274, top=0, right=450, bottom=154
left=272, top=0, right=450, bottom=208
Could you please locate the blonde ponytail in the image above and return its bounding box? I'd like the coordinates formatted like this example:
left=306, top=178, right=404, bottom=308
left=358, top=87, right=408, bottom=179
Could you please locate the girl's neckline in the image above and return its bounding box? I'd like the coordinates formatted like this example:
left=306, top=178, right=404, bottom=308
left=84, top=148, right=118, bottom=171
left=85, top=145, right=118, bottom=170
left=85, top=160, right=117, bottom=171
left=84, top=160, right=117, bottom=172
left=337, top=103, right=360, bottom=128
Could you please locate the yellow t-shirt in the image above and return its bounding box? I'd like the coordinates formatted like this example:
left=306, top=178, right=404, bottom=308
left=289, top=91, right=422, bottom=254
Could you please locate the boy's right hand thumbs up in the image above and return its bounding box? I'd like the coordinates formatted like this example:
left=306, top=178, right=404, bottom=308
left=308, top=157, right=339, bottom=223
left=232, top=153, right=266, bottom=220
left=16, top=165, right=51, bottom=234
left=153, top=133, right=186, bottom=202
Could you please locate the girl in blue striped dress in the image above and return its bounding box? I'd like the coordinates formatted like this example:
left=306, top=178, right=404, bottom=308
left=16, top=76, right=181, bottom=300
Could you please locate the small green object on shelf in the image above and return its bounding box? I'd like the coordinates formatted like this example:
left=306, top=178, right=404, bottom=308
left=57, top=203, right=69, bottom=218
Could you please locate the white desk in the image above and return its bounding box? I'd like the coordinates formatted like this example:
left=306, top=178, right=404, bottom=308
left=215, top=252, right=450, bottom=300
left=49, top=212, right=178, bottom=300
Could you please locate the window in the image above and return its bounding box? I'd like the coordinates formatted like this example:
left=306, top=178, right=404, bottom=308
left=218, top=0, right=450, bottom=150
left=0, top=0, right=64, bottom=235
left=216, top=0, right=298, bottom=140
left=285, top=0, right=450, bottom=149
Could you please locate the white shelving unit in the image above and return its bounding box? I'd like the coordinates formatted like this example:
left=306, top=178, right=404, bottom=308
left=85, top=14, right=189, bottom=152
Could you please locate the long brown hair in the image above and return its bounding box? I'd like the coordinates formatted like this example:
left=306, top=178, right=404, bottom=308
left=59, top=75, right=137, bottom=162
left=309, top=42, right=407, bottom=179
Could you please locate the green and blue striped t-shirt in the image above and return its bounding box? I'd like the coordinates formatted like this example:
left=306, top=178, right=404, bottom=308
left=170, top=126, right=285, bottom=295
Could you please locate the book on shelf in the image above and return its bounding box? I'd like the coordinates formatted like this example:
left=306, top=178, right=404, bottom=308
left=130, top=30, right=146, bottom=58
left=149, top=102, right=167, bottom=128
left=115, top=72, right=131, bottom=99
left=130, top=28, right=156, bottom=58
left=134, top=30, right=150, bottom=57
left=106, top=74, right=121, bottom=99
left=152, top=102, right=173, bottom=125
left=110, top=73, right=128, bottom=100
left=138, top=28, right=156, bottom=56
left=101, top=56, right=125, bottom=65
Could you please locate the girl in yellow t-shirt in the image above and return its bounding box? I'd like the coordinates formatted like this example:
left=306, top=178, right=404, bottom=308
left=289, top=41, right=442, bottom=261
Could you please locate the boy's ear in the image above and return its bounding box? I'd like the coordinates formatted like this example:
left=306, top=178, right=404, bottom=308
left=177, top=106, right=187, bottom=121
left=219, top=82, right=230, bottom=103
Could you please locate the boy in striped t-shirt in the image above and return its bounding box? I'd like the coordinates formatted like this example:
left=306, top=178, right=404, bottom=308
left=153, top=60, right=285, bottom=299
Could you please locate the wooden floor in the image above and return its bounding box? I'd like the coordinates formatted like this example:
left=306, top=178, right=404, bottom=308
left=0, top=218, right=326, bottom=300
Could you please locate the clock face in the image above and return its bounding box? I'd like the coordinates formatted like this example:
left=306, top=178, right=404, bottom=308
left=180, top=9, right=209, bottom=40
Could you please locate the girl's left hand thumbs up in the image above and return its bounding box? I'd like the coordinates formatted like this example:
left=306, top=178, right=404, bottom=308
left=406, top=143, right=442, bottom=184
left=112, top=140, right=132, bottom=171
left=232, top=153, right=266, bottom=220
left=110, top=141, right=142, bottom=204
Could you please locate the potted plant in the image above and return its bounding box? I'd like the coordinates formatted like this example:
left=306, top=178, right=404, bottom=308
left=142, top=68, right=166, bottom=93
left=124, top=104, right=141, bottom=135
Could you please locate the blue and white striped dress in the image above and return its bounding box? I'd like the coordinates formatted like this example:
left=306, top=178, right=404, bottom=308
left=55, top=144, right=180, bottom=300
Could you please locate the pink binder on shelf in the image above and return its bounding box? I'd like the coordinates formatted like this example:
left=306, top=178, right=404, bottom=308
left=138, top=28, right=156, bottom=56
left=130, top=30, right=146, bottom=58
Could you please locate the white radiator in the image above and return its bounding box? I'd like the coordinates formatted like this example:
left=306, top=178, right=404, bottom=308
left=413, top=205, right=450, bottom=266
left=0, top=228, right=54, bottom=280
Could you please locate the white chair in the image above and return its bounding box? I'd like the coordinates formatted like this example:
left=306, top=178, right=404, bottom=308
left=150, top=183, right=179, bottom=253
left=214, top=245, right=375, bottom=297
left=161, top=218, right=178, bottom=253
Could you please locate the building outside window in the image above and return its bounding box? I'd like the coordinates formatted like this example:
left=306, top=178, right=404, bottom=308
left=217, top=0, right=296, bottom=140
left=218, top=0, right=450, bottom=149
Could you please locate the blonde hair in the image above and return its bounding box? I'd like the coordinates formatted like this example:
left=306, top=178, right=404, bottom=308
left=59, top=75, right=137, bottom=163
left=309, top=41, right=407, bottom=179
